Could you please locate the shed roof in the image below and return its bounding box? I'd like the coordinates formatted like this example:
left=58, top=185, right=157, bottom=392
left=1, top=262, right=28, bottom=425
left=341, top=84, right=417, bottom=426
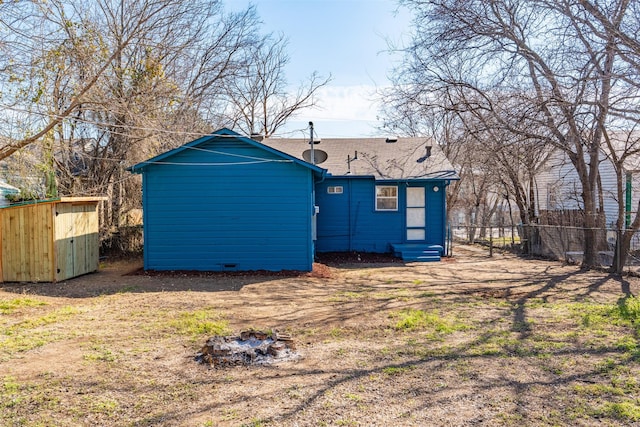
left=261, top=136, right=459, bottom=180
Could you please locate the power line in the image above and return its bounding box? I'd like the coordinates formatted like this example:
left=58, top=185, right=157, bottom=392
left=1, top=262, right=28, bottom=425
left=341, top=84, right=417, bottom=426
left=183, top=145, right=292, bottom=162
left=0, top=102, right=312, bottom=140
left=136, top=159, right=293, bottom=166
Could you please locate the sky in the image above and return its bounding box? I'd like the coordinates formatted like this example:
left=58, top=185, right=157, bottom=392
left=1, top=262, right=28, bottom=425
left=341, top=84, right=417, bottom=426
left=225, top=0, right=413, bottom=139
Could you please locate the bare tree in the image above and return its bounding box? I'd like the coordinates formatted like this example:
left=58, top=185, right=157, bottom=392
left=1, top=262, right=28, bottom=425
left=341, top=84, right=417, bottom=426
left=224, top=33, right=330, bottom=137
left=381, top=71, right=549, bottom=246
left=558, top=0, right=640, bottom=271
left=0, top=0, right=296, bottom=251
left=0, top=0, right=182, bottom=160
left=387, top=0, right=640, bottom=268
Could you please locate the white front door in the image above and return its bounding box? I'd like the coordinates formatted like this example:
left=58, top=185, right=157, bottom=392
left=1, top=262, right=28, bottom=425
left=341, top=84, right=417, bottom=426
left=406, top=187, right=425, bottom=240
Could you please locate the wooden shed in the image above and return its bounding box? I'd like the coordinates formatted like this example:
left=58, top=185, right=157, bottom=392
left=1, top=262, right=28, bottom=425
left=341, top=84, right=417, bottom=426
left=0, top=197, right=105, bottom=283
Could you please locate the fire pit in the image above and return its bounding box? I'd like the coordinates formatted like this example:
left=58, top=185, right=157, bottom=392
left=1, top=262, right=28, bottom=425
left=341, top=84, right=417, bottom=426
left=195, top=329, right=300, bottom=367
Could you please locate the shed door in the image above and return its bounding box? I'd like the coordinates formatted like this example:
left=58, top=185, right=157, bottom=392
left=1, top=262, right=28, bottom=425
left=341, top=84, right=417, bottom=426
left=55, top=203, right=99, bottom=280
left=406, top=187, right=425, bottom=240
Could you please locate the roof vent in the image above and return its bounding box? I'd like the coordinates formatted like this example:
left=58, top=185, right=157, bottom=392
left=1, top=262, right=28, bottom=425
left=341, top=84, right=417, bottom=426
left=417, top=146, right=432, bottom=163
left=250, top=133, right=264, bottom=142
left=385, top=137, right=398, bottom=143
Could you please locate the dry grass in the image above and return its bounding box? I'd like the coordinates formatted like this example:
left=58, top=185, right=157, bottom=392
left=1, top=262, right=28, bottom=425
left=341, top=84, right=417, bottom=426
left=1, top=245, right=640, bottom=426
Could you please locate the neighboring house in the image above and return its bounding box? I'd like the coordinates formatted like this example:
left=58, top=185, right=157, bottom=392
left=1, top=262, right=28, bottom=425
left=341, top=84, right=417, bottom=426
left=129, top=128, right=459, bottom=272
left=0, top=181, right=19, bottom=207
left=536, top=146, right=640, bottom=228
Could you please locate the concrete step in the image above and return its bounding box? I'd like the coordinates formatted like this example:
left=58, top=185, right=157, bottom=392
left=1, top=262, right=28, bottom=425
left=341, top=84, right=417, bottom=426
left=390, top=244, right=442, bottom=262
left=403, top=255, right=441, bottom=262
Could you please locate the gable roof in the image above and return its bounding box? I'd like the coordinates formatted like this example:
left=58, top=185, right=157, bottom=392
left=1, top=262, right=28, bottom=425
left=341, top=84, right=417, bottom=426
left=261, top=136, right=459, bottom=180
left=128, top=128, right=326, bottom=175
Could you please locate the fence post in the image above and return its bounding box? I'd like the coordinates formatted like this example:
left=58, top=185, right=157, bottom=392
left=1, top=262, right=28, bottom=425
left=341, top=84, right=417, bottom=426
left=489, top=227, right=493, bottom=257
left=617, top=228, right=622, bottom=273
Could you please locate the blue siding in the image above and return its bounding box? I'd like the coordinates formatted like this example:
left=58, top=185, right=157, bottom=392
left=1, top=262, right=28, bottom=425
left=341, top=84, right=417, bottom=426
left=314, top=178, right=350, bottom=251
left=315, top=178, right=403, bottom=252
left=141, top=139, right=314, bottom=271
left=315, top=178, right=447, bottom=253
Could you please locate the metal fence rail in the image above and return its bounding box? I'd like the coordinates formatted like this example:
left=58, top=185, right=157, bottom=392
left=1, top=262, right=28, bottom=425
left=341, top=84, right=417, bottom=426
left=451, top=225, right=521, bottom=250
left=452, top=224, right=640, bottom=270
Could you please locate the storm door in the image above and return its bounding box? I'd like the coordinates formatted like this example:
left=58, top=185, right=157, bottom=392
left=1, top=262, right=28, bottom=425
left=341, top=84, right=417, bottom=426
left=406, top=187, right=426, bottom=240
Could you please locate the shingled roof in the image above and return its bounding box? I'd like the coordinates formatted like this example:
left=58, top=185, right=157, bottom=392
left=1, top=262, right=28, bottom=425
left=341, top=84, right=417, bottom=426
left=261, top=137, right=459, bottom=180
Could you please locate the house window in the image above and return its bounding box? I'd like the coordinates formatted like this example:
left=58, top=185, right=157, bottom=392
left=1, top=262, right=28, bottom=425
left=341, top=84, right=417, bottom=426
left=327, top=186, right=343, bottom=194
left=376, top=186, right=398, bottom=211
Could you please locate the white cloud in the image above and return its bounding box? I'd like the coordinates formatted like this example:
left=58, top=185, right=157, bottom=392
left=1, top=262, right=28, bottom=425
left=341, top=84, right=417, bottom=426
left=277, top=85, right=398, bottom=138
left=276, top=84, right=394, bottom=138
left=312, top=85, right=382, bottom=122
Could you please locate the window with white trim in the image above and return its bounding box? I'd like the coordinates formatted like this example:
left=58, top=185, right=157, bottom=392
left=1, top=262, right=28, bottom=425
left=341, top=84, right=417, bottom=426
left=327, top=186, right=343, bottom=194
left=375, top=186, right=398, bottom=211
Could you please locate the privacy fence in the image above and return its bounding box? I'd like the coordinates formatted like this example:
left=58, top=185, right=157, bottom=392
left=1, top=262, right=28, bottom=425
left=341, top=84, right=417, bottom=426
left=451, top=224, right=640, bottom=270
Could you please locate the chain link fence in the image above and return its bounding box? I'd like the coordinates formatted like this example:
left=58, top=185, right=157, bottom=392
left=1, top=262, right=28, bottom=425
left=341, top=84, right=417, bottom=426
left=451, top=224, right=640, bottom=270
left=451, top=225, right=521, bottom=252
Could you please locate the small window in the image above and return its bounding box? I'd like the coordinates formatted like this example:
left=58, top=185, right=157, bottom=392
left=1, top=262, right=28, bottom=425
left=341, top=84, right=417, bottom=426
left=327, top=186, right=343, bottom=194
left=376, top=186, right=398, bottom=211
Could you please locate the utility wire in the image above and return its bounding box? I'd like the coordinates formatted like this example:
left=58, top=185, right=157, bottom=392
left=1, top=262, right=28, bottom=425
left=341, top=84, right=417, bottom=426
left=136, top=159, right=293, bottom=166
left=183, top=145, right=293, bottom=162
left=0, top=102, right=312, bottom=139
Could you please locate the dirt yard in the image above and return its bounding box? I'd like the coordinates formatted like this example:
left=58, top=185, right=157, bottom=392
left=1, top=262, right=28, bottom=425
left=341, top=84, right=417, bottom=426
left=1, top=245, right=640, bottom=426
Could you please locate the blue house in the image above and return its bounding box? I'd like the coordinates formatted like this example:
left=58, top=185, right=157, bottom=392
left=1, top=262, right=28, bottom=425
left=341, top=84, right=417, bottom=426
left=262, top=136, right=459, bottom=261
left=130, top=129, right=459, bottom=272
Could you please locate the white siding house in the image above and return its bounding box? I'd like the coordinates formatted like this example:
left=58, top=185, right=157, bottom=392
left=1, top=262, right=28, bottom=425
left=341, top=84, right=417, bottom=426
left=536, top=146, right=640, bottom=228
left=0, top=181, right=19, bottom=207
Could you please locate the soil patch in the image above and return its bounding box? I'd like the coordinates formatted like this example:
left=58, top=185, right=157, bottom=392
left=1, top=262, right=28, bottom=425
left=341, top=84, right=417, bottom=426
left=315, top=251, right=402, bottom=265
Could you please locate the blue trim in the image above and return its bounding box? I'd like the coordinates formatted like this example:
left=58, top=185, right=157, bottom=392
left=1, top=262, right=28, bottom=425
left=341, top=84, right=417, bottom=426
left=142, top=173, right=150, bottom=270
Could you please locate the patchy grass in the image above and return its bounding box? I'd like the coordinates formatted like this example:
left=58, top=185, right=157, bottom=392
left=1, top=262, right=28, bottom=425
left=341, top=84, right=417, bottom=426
left=0, top=306, right=82, bottom=356
left=0, top=248, right=639, bottom=426
left=83, top=344, right=118, bottom=363
left=390, top=308, right=470, bottom=334
left=382, top=365, right=415, bottom=376
left=91, top=397, right=119, bottom=416
left=168, top=309, right=231, bottom=338
left=617, top=296, right=640, bottom=328
left=329, top=291, right=368, bottom=302
left=10, top=306, right=81, bottom=330
left=570, top=296, right=640, bottom=331
left=0, top=297, right=46, bottom=314
left=594, top=400, right=640, bottom=421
